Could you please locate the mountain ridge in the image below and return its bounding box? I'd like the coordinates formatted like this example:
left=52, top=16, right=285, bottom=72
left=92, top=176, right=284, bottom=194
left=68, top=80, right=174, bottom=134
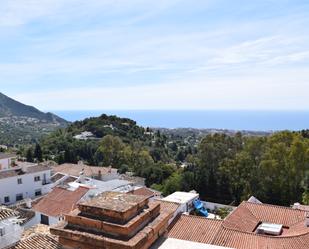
left=0, top=92, right=68, bottom=145
left=0, top=92, right=67, bottom=124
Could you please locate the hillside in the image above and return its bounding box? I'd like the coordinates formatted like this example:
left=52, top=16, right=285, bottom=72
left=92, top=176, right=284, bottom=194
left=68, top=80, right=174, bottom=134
left=0, top=92, right=69, bottom=145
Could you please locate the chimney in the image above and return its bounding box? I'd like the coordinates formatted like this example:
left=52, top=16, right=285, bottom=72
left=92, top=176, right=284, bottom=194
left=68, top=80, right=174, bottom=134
left=77, top=168, right=85, bottom=184
left=293, top=202, right=301, bottom=209
left=21, top=164, right=28, bottom=173
left=25, top=198, right=32, bottom=208
left=305, top=212, right=309, bottom=227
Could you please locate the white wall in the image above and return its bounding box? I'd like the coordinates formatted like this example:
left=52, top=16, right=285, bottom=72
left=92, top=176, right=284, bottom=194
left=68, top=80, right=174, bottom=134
left=0, top=217, right=23, bottom=248
left=0, top=170, right=52, bottom=205
left=33, top=211, right=62, bottom=227
left=201, top=201, right=236, bottom=212
left=0, top=157, right=14, bottom=171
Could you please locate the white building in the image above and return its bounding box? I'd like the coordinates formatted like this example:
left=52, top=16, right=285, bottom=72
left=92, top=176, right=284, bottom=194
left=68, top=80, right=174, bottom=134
left=161, top=191, right=199, bottom=223
left=0, top=206, right=23, bottom=248
left=32, top=173, right=133, bottom=226
left=153, top=238, right=234, bottom=249
left=0, top=153, right=17, bottom=171
left=73, top=131, right=96, bottom=140
left=0, top=163, right=53, bottom=205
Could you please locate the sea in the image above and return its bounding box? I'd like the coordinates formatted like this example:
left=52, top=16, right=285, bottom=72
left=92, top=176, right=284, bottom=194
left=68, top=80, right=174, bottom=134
left=52, top=110, right=309, bottom=131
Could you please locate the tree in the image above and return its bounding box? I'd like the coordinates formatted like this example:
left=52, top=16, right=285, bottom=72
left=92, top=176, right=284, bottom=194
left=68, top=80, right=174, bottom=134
left=34, top=143, right=43, bottom=162
left=95, top=135, right=126, bottom=167
left=26, top=148, right=34, bottom=162
left=162, top=172, right=182, bottom=196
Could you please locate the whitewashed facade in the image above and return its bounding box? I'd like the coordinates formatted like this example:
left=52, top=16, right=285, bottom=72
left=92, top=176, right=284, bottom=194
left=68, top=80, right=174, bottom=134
left=0, top=164, right=53, bottom=205
left=0, top=153, right=17, bottom=171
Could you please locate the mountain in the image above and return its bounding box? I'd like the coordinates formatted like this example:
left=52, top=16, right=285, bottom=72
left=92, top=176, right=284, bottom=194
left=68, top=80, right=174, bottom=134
left=0, top=92, right=67, bottom=124
left=0, top=92, right=69, bottom=145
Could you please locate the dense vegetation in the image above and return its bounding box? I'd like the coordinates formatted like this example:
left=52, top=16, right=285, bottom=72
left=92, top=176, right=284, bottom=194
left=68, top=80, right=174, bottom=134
left=20, top=114, right=309, bottom=207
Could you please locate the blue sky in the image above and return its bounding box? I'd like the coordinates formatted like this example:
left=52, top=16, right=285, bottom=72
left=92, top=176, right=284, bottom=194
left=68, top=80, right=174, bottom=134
left=0, top=0, right=308, bottom=110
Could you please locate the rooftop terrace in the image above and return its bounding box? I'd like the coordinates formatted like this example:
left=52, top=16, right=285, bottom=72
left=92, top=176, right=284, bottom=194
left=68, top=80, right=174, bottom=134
left=50, top=191, right=178, bottom=249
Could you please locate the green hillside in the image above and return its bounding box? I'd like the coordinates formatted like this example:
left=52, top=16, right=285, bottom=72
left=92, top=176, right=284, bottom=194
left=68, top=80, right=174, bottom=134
left=0, top=92, right=68, bottom=145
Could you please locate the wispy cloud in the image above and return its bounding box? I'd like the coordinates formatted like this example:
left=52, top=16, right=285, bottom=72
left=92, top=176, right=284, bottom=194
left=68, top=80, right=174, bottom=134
left=0, top=0, right=308, bottom=110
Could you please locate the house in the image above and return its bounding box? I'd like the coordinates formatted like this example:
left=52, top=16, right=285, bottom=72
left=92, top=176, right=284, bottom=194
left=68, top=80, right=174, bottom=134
left=0, top=163, right=52, bottom=205
left=32, top=186, right=89, bottom=226
left=0, top=206, right=23, bottom=248
left=9, top=233, right=60, bottom=249
left=73, top=131, right=96, bottom=140
left=162, top=191, right=199, bottom=222
left=51, top=163, right=119, bottom=181
left=153, top=238, right=233, bottom=249
left=129, top=186, right=162, bottom=199
left=166, top=201, right=309, bottom=249
left=32, top=173, right=133, bottom=226
left=0, top=153, right=17, bottom=171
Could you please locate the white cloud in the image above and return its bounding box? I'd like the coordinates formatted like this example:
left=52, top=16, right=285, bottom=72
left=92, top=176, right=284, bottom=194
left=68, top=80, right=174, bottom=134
left=0, top=1, right=309, bottom=111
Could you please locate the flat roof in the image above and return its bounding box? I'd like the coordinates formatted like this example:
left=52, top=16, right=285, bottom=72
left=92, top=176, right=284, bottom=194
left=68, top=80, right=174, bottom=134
left=0, top=153, right=16, bottom=160
left=153, top=238, right=234, bottom=249
left=163, top=191, right=199, bottom=204
left=0, top=164, right=50, bottom=180
left=79, top=191, right=148, bottom=213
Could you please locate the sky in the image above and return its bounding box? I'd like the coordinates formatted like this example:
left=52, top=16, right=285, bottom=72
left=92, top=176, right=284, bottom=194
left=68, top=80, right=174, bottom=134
left=0, top=0, right=308, bottom=111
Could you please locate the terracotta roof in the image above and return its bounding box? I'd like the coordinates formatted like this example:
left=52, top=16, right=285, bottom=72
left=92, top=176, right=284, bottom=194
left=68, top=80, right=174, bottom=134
left=131, top=187, right=160, bottom=198
left=242, top=202, right=306, bottom=227
left=51, top=163, right=117, bottom=178
left=10, top=234, right=61, bottom=249
left=168, top=215, right=222, bottom=244
left=167, top=201, right=309, bottom=249
left=0, top=206, right=18, bottom=221
left=157, top=200, right=180, bottom=214
left=15, top=208, right=36, bottom=225
left=33, top=186, right=89, bottom=217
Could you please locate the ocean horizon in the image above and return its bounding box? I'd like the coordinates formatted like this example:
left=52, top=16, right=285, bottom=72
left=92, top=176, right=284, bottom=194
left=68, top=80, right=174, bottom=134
left=51, top=110, right=309, bottom=131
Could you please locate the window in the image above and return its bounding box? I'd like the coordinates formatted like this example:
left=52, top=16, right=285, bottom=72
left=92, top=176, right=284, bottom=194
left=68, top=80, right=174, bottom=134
left=41, top=214, right=49, bottom=225
left=34, top=176, right=41, bottom=182
left=17, top=178, right=22, bottom=184
left=4, top=196, right=9, bottom=203
left=16, top=193, right=23, bottom=202
left=0, top=227, right=5, bottom=237
left=35, top=189, right=42, bottom=196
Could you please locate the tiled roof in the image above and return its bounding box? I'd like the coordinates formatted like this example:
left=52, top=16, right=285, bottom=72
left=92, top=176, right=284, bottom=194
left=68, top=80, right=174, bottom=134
left=242, top=202, right=306, bottom=227
left=131, top=187, right=160, bottom=198
left=157, top=200, right=180, bottom=214
left=51, top=163, right=116, bottom=178
left=168, top=215, right=222, bottom=244
left=0, top=206, right=35, bottom=225
left=167, top=201, right=309, bottom=249
left=0, top=206, right=18, bottom=221
left=33, top=186, right=89, bottom=217
left=10, top=234, right=61, bottom=249
left=15, top=208, right=36, bottom=225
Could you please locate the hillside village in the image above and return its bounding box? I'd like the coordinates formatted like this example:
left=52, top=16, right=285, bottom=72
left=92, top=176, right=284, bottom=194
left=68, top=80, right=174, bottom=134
left=1, top=152, right=309, bottom=249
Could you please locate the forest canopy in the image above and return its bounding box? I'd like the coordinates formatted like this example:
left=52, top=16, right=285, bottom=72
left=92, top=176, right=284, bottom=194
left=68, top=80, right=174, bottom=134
left=20, top=114, right=309, bottom=207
